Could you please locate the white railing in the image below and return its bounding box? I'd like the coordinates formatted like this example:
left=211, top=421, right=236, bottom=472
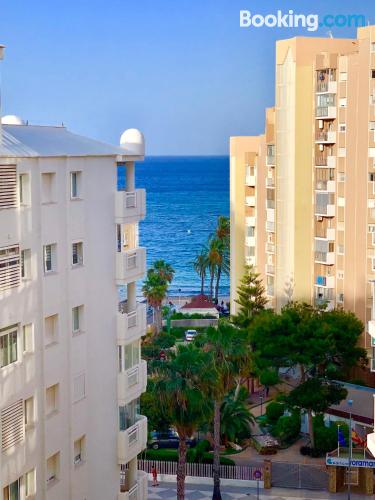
left=117, top=303, right=147, bottom=343
left=118, top=415, right=148, bottom=463
left=115, top=189, right=146, bottom=223
left=138, top=459, right=264, bottom=481
left=116, top=248, right=146, bottom=284
left=118, top=360, right=147, bottom=404
left=266, top=221, right=275, bottom=232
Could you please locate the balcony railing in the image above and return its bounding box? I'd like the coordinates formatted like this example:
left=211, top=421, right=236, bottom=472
left=315, top=275, right=335, bottom=288
left=315, top=180, right=335, bottom=192
left=315, top=228, right=335, bottom=240
left=266, top=221, right=275, bottom=232
left=119, top=470, right=148, bottom=500
left=315, top=251, right=335, bottom=265
left=266, top=155, right=275, bottom=166
left=315, top=131, right=336, bottom=143
left=315, top=155, right=328, bottom=166
left=245, top=196, right=256, bottom=207
left=117, top=303, right=147, bottom=343
left=115, top=189, right=146, bottom=223
left=316, top=106, right=336, bottom=119
left=245, top=175, right=256, bottom=187
left=266, top=177, right=275, bottom=187
left=118, top=360, right=148, bottom=404
left=266, top=199, right=275, bottom=209
left=118, top=415, right=148, bottom=463
left=116, top=248, right=146, bottom=284
left=315, top=204, right=335, bottom=217
left=266, top=242, right=275, bottom=253
left=266, top=264, right=274, bottom=275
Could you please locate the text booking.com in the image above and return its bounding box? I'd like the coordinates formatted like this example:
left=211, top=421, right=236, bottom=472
left=240, top=10, right=366, bottom=32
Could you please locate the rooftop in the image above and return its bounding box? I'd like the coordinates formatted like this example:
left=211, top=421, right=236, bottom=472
left=327, top=382, right=375, bottom=426
left=181, top=294, right=217, bottom=310
left=0, top=124, right=140, bottom=159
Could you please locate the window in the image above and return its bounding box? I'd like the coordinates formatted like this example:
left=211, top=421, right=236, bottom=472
left=73, top=373, right=86, bottom=402
left=339, top=123, right=346, bottom=132
left=25, top=469, right=36, bottom=497
left=119, top=341, right=140, bottom=372
left=46, top=384, right=59, bottom=415
left=372, top=70, right=375, bottom=79
left=19, top=173, right=30, bottom=205
left=43, top=244, right=56, bottom=273
left=46, top=452, right=60, bottom=484
left=44, top=314, right=58, bottom=345
left=21, top=249, right=31, bottom=279
left=3, top=479, right=20, bottom=500
left=370, top=173, right=375, bottom=182
left=247, top=226, right=255, bottom=237
left=337, top=293, right=344, bottom=303
left=339, top=98, right=347, bottom=107
left=74, top=436, right=85, bottom=465
left=0, top=164, right=17, bottom=210
left=0, top=328, right=18, bottom=368
left=72, top=305, right=84, bottom=334
left=72, top=242, right=83, bottom=267
left=338, top=172, right=346, bottom=182
left=338, top=244, right=345, bottom=254
left=370, top=122, right=375, bottom=131
left=338, top=148, right=346, bottom=157
left=41, top=172, right=56, bottom=204
left=24, top=397, right=35, bottom=427
left=0, top=245, right=21, bottom=291
left=1, top=400, right=24, bottom=451
left=339, top=72, right=347, bottom=81
left=119, top=399, right=140, bottom=430
left=70, top=171, right=82, bottom=199
left=23, top=324, right=34, bottom=353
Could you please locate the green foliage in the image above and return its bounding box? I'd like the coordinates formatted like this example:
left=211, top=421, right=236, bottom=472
left=311, top=416, right=349, bottom=456
left=153, top=333, right=176, bottom=349
left=265, top=402, right=285, bottom=424
left=170, top=312, right=216, bottom=320
left=286, top=379, right=348, bottom=415
left=143, top=447, right=234, bottom=465
left=273, top=410, right=301, bottom=445
left=259, top=369, right=280, bottom=388
left=232, top=265, right=267, bottom=328
left=141, top=381, right=171, bottom=433
left=220, top=388, right=255, bottom=443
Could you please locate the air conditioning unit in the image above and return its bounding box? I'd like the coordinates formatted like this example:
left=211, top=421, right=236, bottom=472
left=319, top=119, right=324, bottom=129
left=319, top=144, right=324, bottom=152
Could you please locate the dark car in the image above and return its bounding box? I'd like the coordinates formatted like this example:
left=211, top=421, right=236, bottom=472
left=148, top=429, right=196, bottom=450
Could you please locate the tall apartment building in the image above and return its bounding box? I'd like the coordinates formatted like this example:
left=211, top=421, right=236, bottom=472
left=0, top=108, right=148, bottom=496
left=230, top=25, right=375, bottom=383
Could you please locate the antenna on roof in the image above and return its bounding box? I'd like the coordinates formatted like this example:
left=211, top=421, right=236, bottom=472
left=327, top=30, right=333, bottom=39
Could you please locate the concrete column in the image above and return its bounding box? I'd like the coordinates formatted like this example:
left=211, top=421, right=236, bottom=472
left=127, top=282, right=136, bottom=312
left=126, top=457, right=137, bottom=489
left=328, top=466, right=337, bottom=493
left=126, top=161, right=135, bottom=191
left=263, top=459, right=272, bottom=489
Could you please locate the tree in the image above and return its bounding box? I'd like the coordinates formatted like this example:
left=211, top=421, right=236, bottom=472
left=142, top=260, right=175, bottom=334
left=285, top=378, right=348, bottom=448
left=213, top=216, right=230, bottom=302
left=152, top=344, right=214, bottom=500
left=201, top=323, right=250, bottom=500
left=193, top=249, right=209, bottom=295
left=232, top=265, right=267, bottom=328
left=220, top=388, right=255, bottom=446
left=206, top=238, right=223, bottom=301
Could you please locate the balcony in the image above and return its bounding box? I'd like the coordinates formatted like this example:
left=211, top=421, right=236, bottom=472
left=266, top=221, right=275, bottom=232
left=315, top=180, right=335, bottom=192
left=315, top=131, right=336, bottom=143
left=117, top=303, right=147, bottom=344
left=266, top=285, right=274, bottom=297
left=315, top=275, right=335, bottom=288
left=368, top=320, right=375, bottom=339
left=266, top=208, right=275, bottom=223
left=245, top=175, right=256, bottom=187
left=118, top=415, right=148, bottom=464
left=118, top=360, right=147, bottom=404
left=245, top=196, right=256, bottom=207
left=246, top=216, right=256, bottom=226
left=119, top=471, right=148, bottom=500
left=266, top=264, right=274, bottom=275
left=245, top=236, right=256, bottom=247
left=115, top=190, right=146, bottom=224
left=316, top=106, right=336, bottom=119
left=316, top=81, right=337, bottom=93
left=116, top=248, right=146, bottom=284
left=315, top=251, right=335, bottom=265
left=315, top=227, right=335, bottom=240
left=266, top=177, right=275, bottom=187
left=315, top=204, right=335, bottom=217
left=327, top=156, right=336, bottom=168
left=266, top=242, right=275, bottom=253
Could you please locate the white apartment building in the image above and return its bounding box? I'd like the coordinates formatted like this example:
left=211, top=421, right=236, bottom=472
left=0, top=107, right=148, bottom=497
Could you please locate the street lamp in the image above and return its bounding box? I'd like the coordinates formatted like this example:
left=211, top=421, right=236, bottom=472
left=347, top=399, right=353, bottom=500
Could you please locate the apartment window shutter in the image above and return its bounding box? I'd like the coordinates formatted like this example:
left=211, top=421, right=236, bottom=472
left=0, top=245, right=20, bottom=291
left=1, top=400, right=24, bottom=451
left=0, top=165, right=17, bottom=209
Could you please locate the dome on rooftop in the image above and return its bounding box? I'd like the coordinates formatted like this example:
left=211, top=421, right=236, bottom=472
left=2, top=115, right=25, bottom=125
left=120, top=128, right=145, bottom=156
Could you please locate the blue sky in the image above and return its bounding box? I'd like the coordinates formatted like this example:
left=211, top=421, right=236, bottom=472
left=0, top=0, right=373, bottom=154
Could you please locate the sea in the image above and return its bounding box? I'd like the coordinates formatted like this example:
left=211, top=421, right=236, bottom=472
left=118, top=156, right=230, bottom=297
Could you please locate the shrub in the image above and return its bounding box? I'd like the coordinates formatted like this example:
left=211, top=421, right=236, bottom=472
left=154, top=333, right=176, bottom=349
left=273, top=411, right=301, bottom=445
left=266, top=402, right=285, bottom=424
left=143, top=447, right=234, bottom=465
left=312, top=416, right=349, bottom=456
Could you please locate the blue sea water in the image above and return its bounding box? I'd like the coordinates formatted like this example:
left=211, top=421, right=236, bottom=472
left=118, top=156, right=229, bottom=296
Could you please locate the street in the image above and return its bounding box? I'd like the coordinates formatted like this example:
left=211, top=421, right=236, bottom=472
left=147, top=481, right=366, bottom=499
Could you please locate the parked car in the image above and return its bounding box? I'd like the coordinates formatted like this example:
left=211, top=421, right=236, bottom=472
left=185, top=329, right=198, bottom=342
left=148, top=429, right=196, bottom=450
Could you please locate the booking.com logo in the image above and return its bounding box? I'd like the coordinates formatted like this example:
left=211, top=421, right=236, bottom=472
left=240, top=10, right=366, bottom=32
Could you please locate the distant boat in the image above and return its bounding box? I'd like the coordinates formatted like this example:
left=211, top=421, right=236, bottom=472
left=187, top=229, right=191, bottom=234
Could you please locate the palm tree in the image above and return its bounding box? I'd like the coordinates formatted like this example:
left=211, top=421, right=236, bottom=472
left=193, top=249, right=209, bottom=295
left=213, top=216, right=230, bottom=302
left=142, top=269, right=168, bottom=333
left=153, top=344, right=214, bottom=500
left=201, top=323, right=250, bottom=500
left=154, top=259, right=175, bottom=284
left=206, top=238, right=222, bottom=301
left=220, top=388, right=255, bottom=446
left=142, top=260, right=175, bottom=334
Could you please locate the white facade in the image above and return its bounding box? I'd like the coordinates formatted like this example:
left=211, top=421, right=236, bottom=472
left=0, top=123, right=148, bottom=499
